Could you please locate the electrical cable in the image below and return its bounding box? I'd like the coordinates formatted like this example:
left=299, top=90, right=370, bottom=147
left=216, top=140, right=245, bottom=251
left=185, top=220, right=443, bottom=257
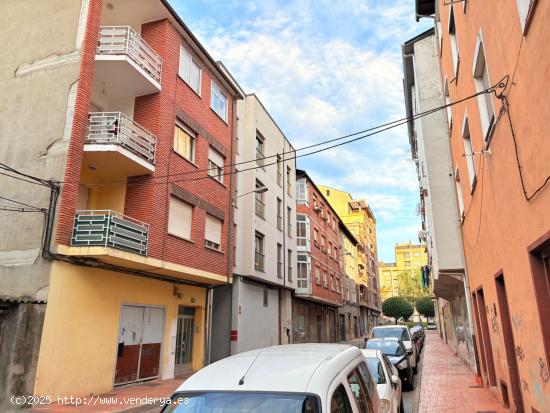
left=0, top=195, right=45, bottom=211
left=56, top=76, right=508, bottom=188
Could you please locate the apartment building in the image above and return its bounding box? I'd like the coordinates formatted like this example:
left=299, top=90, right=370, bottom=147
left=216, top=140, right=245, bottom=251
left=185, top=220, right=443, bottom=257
left=339, top=223, right=361, bottom=341
left=417, top=0, right=550, bottom=410
left=319, top=186, right=382, bottom=336
left=219, top=93, right=296, bottom=357
left=293, top=171, right=342, bottom=343
left=379, top=242, right=428, bottom=300
left=402, top=28, right=475, bottom=370
left=0, top=0, right=242, bottom=402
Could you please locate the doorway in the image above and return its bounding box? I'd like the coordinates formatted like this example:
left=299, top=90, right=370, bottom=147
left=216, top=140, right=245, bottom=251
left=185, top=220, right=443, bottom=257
left=115, top=305, right=165, bottom=385
left=475, top=288, right=496, bottom=386
left=339, top=314, right=346, bottom=341
left=495, top=274, right=524, bottom=412
left=174, top=306, right=195, bottom=375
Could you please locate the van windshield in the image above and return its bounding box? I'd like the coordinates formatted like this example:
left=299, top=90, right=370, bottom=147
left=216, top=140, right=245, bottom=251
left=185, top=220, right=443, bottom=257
left=371, top=328, right=410, bottom=341
left=162, top=392, right=320, bottom=413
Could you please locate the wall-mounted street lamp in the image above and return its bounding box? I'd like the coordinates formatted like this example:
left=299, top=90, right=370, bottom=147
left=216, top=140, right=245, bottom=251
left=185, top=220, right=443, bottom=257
left=236, top=186, right=268, bottom=199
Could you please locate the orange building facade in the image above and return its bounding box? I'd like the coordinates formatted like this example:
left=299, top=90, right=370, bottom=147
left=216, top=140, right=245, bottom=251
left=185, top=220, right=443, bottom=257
left=419, top=0, right=550, bottom=411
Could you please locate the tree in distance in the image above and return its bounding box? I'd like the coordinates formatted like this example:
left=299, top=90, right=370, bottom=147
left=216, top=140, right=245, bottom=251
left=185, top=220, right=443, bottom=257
left=382, top=297, right=414, bottom=323
left=415, top=296, right=435, bottom=320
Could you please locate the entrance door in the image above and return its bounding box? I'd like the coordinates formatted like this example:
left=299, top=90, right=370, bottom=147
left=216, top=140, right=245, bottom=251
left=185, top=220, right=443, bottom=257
left=339, top=314, right=346, bottom=341
left=115, top=305, right=164, bottom=385
left=174, top=306, right=195, bottom=375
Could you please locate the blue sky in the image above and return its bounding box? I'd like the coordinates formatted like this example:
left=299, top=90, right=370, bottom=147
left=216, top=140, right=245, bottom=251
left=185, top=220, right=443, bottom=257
left=170, top=0, right=431, bottom=262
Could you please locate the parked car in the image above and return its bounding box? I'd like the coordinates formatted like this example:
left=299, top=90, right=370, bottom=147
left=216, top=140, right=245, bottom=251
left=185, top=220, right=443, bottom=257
left=161, top=344, right=380, bottom=413
left=426, top=321, right=437, bottom=330
left=370, top=325, right=418, bottom=374
left=361, top=349, right=403, bottom=413
left=409, top=326, right=424, bottom=357
left=361, top=338, right=414, bottom=391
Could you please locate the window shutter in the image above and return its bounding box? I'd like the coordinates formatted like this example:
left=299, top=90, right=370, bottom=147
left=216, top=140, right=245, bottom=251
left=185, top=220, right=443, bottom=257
left=205, top=214, right=222, bottom=244
left=208, top=147, right=224, bottom=166
left=168, top=197, right=192, bottom=239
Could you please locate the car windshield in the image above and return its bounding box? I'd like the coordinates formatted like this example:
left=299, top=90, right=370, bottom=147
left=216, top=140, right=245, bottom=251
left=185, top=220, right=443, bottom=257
left=371, top=328, right=410, bottom=341
left=161, top=392, right=320, bottom=413
left=365, top=341, right=405, bottom=357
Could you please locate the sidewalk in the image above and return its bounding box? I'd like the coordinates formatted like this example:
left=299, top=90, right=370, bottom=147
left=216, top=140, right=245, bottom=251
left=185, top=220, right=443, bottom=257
left=418, top=331, right=508, bottom=413
left=27, top=374, right=191, bottom=413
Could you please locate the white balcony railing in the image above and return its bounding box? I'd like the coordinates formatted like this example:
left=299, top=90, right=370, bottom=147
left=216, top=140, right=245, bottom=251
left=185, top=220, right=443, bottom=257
left=86, top=112, right=156, bottom=164
left=71, top=210, right=149, bottom=256
left=97, top=26, right=162, bottom=84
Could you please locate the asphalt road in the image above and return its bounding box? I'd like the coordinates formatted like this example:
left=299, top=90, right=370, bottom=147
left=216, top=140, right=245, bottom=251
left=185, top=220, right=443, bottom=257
left=402, top=347, right=424, bottom=413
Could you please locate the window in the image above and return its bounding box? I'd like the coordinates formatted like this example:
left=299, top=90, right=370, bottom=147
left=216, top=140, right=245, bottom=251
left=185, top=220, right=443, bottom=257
left=357, top=361, right=377, bottom=403
left=516, top=0, right=538, bottom=32
left=211, top=82, right=227, bottom=122
left=444, top=77, right=452, bottom=130
left=413, top=252, right=420, bottom=257
left=455, top=167, right=465, bottom=220
left=330, top=384, right=353, bottom=413
left=208, top=147, right=224, bottom=183
left=277, top=198, right=283, bottom=231
left=323, top=270, right=328, bottom=287
left=462, top=116, right=476, bottom=188
left=277, top=243, right=283, bottom=278
left=233, top=223, right=237, bottom=267
left=287, top=207, right=292, bottom=234
left=328, top=241, right=333, bottom=255
left=256, top=134, right=265, bottom=167
left=204, top=214, right=222, bottom=251
left=179, top=46, right=201, bottom=94
left=296, top=214, right=310, bottom=250
left=263, top=288, right=268, bottom=307
left=314, top=228, right=319, bottom=245
left=315, top=266, right=321, bottom=284
left=277, top=157, right=282, bottom=186
left=347, top=368, right=373, bottom=413
left=297, top=254, right=310, bottom=289
left=321, top=235, right=326, bottom=251
left=336, top=276, right=340, bottom=293
left=473, top=36, right=495, bottom=142
left=255, top=232, right=265, bottom=271
left=286, top=166, right=292, bottom=196
left=296, top=178, right=308, bottom=204
left=330, top=274, right=335, bottom=291
left=255, top=180, right=265, bottom=218
left=287, top=249, right=293, bottom=281
left=448, top=6, right=460, bottom=77
left=168, top=197, right=193, bottom=240
left=173, top=123, right=195, bottom=162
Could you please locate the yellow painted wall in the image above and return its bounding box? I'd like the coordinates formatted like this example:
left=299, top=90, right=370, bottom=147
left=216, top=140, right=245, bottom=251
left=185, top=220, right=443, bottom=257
left=34, top=261, right=206, bottom=398
left=87, top=183, right=127, bottom=212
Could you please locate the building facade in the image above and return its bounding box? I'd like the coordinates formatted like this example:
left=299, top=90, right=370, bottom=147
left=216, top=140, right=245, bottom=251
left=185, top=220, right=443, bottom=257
left=1, top=0, right=242, bottom=402
left=227, top=93, right=296, bottom=356
left=402, top=28, right=475, bottom=370
left=339, top=222, right=361, bottom=341
left=417, top=0, right=550, bottom=410
left=379, top=242, right=428, bottom=300
left=293, top=171, right=343, bottom=343
left=318, top=186, right=381, bottom=336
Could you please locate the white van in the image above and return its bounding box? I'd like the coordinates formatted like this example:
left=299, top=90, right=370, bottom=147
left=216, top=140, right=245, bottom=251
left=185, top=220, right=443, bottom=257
left=161, top=344, right=380, bottom=412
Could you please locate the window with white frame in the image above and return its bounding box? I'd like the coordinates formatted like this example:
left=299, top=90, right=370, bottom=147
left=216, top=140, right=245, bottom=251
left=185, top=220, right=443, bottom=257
left=255, top=180, right=265, bottom=218
left=256, top=134, right=265, bottom=167
left=516, top=0, right=537, bottom=32
left=208, top=147, right=224, bottom=183
left=173, top=123, right=196, bottom=163
left=211, top=82, right=228, bottom=122
left=204, top=214, right=222, bottom=251
left=297, top=254, right=310, bottom=290
left=296, top=178, right=308, bottom=204
left=296, top=214, right=310, bottom=250
left=255, top=232, right=265, bottom=271
left=277, top=243, right=283, bottom=278
left=462, top=116, right=477, bottom=188
left=313, top=228, right=319, bottom=245
left=179, top=46, right=201, bottom=94
left=448, top=6, right=460, bottom=77
left=472, top=36, right=495, bottom=142
left=323, top=270, right=328, bottom=287
left=277, top=198, right=283, bottom=231
left=330, top=274, right=335, bottom=291
left=455, top=167, right=465, bottom=219
left=287, top=207, right=292, bottom=234
left=315, top=265, right=321, bottom=284
left=328, top=241, right=332, bottom=255
left=444, top=77, right=452, bottom=130
left=286, top=166, right=292, bottom=196
left=168, top=196, right=193, bottom=240
left=277, top=157, right=282, bottom=186
left=321, top=235, right=326, bottom=250
left=287, top=249, right=293, bottom=281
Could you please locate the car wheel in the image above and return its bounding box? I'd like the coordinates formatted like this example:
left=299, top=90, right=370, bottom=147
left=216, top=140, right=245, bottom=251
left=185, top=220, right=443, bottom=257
left=399, top=398, right=405, bottom=413
left=413, top=364, right=418, bottom=374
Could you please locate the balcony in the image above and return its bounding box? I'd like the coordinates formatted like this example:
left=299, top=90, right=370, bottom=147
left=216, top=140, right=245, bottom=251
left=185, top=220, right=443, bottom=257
left=81, top=112, right=156, bottom=180
left=94, top=26, right=162, bottom=98
left=296, top=275, right=312, bottom=295
left=71, top=210, right=148, bottom=256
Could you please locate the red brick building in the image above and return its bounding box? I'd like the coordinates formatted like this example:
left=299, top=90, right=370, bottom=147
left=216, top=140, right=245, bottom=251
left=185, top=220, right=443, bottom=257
left=20, top=0, right=243, bottom=398
left=293, top=169, right=343, bottom=343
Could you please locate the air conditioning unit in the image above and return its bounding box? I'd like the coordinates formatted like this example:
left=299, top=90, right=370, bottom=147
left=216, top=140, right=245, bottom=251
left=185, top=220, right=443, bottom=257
left=314, top=204, right=323, bottom=213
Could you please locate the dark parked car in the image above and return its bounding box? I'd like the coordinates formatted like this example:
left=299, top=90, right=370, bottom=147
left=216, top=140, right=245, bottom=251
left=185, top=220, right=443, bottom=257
left=410, top=325, right=425, bottom=357
left=362, top=338, right=414, bottom=391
